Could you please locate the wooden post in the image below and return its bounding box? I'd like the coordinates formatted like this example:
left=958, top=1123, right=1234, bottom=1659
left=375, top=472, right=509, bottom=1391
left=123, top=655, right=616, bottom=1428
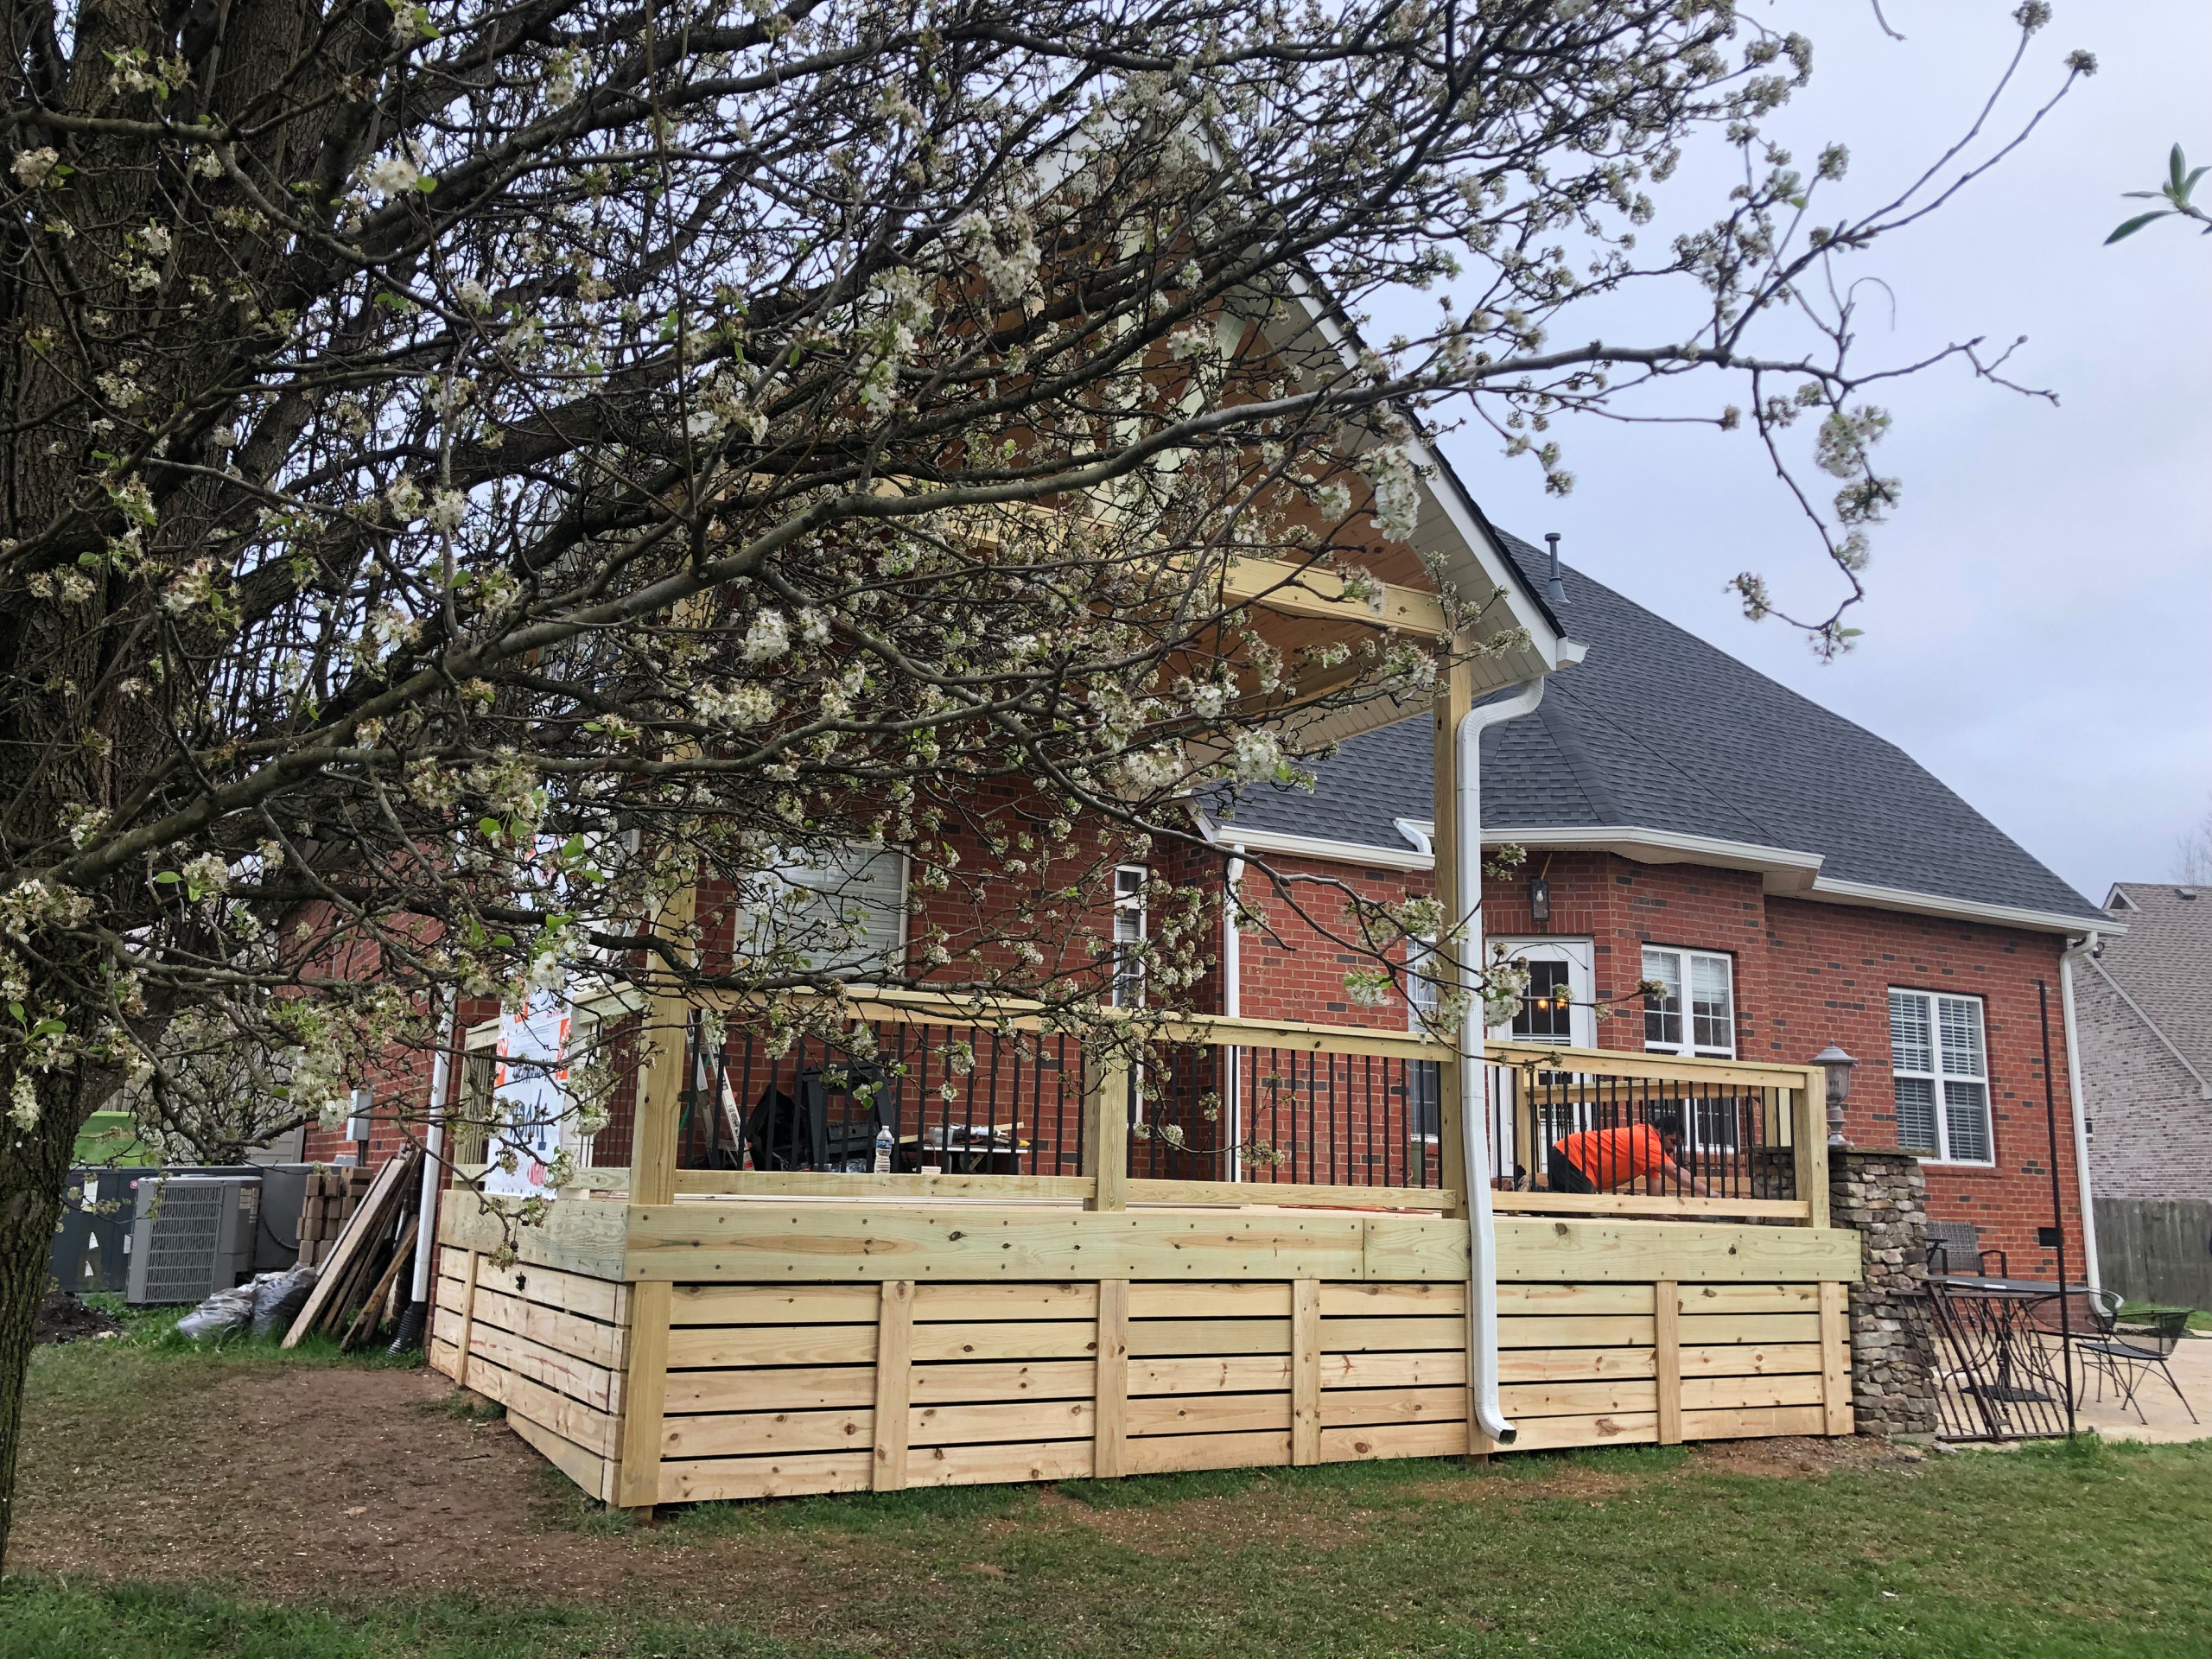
left=1432, top=659, right=1475, bottom=1218
left=629, top=881, right=697, bottom=1209
left=615, top=1280, right=671, bottom=1514
left=1818, top=1280, right=1853, bottom=1436
left=1794, top=1070, right=1831, bottom=1230
left=453, top=1249, right=480, bottom=1391
left=873, top=1280, right=914, bottom=1491
left=1094, top=1279, right=1129, bottom=1479
left=1653, top=1280, right=1683, bottom=1446
left=1291, top=1278, right=1322, bottom=1467
left=1084, top=1049, right=1130, bottom=1212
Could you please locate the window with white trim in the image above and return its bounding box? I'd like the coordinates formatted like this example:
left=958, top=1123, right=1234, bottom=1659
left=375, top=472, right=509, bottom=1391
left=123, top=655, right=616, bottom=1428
left=1110, top=865, right=1147, bottom=1007
left=1889, top=988, right=1993, bottom=1165
left=1642, top=947, right=1735, bottom=1059
left=1489, top=939, right=1596, bottom=1049
left=748, top=842, right=908, bottom=980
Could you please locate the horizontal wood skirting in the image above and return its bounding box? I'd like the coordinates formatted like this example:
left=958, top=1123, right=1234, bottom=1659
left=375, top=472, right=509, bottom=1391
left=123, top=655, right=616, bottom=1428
left=480, top=1265, right=1861, bottom=1507
left=1490, top=1192, right=1809, bottom=1222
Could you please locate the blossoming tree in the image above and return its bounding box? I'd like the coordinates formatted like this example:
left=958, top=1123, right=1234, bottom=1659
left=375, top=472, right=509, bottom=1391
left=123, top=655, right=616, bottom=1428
left=0, top=0, right=2091, bottom=1559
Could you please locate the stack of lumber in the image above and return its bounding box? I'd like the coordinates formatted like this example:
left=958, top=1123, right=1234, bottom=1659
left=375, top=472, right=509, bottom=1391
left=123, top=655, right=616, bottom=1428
left=295, top=1167, right=375, bottom=1268
left=283, top=1148, right=424, bottom=1351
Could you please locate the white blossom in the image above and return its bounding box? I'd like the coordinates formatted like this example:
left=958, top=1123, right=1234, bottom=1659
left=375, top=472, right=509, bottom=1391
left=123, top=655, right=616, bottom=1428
left=11, top=148, right=57, bottom=188
left=741, top=609, right=791, bottom=663
left=9, top=1074, right=37, bottom=1131
left=365, top=154, right=422, bottom=198
left=426, top=490, right=467, bottom=533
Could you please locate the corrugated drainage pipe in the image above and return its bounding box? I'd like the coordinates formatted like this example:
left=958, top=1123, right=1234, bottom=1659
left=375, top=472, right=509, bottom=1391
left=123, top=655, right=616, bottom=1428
left=1456, top=677, right=1548, bottom=1446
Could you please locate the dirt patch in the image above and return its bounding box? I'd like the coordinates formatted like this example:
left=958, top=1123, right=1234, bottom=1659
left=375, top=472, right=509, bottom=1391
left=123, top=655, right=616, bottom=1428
left=16, top=1359, right=1041, bottom=1630
left=35, top=1291, right=124, bottom=1345
left=1688, top=1434, right=1923, bottom=1480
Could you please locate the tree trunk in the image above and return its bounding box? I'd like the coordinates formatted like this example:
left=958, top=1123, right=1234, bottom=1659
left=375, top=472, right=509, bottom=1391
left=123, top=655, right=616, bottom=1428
left=0, top=1062, right=84, bottom=1569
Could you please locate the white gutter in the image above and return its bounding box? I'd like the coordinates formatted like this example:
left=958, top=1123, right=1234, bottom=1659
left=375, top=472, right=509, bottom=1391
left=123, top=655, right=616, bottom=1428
left=408, top=989, right=457, bottom=1312
left=1456, top=677, right=1548, bottom=1447
left=2058, top=949, right=2101, bottom=1290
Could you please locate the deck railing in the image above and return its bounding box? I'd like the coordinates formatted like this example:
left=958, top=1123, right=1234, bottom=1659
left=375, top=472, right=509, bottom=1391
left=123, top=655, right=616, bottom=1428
left=462, top=989, right=1827, bottom=1224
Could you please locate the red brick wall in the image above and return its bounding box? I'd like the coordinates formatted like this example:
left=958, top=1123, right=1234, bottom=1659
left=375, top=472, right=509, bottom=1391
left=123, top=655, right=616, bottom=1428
left=1222, top=845, right=2086, bottom=1273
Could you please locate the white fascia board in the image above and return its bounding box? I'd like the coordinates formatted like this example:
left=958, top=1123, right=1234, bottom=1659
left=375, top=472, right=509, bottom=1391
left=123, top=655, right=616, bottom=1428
left=1799, top=875, right=2122, bottom=940
left=1211, top=823, right=1434, bottom=873
left=1226, top=815, right=2118, bottom=938
left=1391, top=821, right=1823, bottom=892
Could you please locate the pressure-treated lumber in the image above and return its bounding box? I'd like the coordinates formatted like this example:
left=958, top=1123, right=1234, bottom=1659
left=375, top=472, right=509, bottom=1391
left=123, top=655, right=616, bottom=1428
left=1431, top=657, right=1472, bottom=1223
left=872, top=1281, right=913, bottom=1491
left=615, top=1280, right=671, bottom=1511
left=452, top=1249, right=480, bottom=1390
left=1491, top=1192, right=1809, bottom=1222
left=283, top=1150, right=413, bottom=1347
left=341, top=1217, right=420, bottom=1351
left=1128, top=1178, right=1454, bottom=1212
left=1794, top=1074, right=1832, bottom=1230
left=1291, top=1279, right=1322, bottom=1466
left=629, top=886, right=697, bottom=1211
left=1094, top=1279, right=1128, bottom=1478
left=1653, top=1280, right=1682, bottom=1446
left=1082, top=1051, right=1130, bottom=1212
left=1819, top=1280, right=1853, bottom=1435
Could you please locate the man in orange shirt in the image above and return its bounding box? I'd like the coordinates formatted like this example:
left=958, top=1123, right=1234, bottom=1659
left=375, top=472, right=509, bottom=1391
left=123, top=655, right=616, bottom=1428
left=1547, top=1110, right=1713, bottom=1197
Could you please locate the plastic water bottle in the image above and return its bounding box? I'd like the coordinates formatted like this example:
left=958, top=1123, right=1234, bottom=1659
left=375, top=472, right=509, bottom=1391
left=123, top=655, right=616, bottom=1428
left=874, top=1124, right=894, bottom=1174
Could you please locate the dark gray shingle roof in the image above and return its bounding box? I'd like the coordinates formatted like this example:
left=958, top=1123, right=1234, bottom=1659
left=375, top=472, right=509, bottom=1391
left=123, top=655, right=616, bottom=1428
left=1223, top=533, right=2104, bottom=925
left=2097, top=885, right=2212, bottom=1078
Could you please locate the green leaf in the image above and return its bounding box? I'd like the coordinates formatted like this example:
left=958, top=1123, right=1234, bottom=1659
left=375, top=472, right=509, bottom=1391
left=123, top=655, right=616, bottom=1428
left=152, top=870, right=180, bottom=884
left=416, top=175, right=438, bottom=194
left=2107, top=211, right=2171, bottom=244
left=2170, top=143, right=2188, bottom=192
left=478, top=816, right=502, bottom=839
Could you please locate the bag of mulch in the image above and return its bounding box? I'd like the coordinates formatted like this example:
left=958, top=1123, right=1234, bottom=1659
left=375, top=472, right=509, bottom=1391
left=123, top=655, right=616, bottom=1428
left=174, top=1284, right=256, bottom=1341
left=249, top=1266, right=318, bottom=1339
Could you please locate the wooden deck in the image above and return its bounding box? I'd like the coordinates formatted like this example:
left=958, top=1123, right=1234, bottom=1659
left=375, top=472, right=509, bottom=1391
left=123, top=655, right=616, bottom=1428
left=430, top=1006, right=1859, bottom=1510
left=430, top=1195, right=1858, bottom=1507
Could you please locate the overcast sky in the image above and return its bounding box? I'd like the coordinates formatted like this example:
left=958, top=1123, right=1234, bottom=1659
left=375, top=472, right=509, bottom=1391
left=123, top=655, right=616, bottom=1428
left=1427, top=2, right=2211, bottom=906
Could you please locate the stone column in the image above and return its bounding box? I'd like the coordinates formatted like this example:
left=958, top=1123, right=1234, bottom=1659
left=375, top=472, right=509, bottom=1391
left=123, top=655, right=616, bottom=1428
left=1827, top=1148, right=1941, bottom=1439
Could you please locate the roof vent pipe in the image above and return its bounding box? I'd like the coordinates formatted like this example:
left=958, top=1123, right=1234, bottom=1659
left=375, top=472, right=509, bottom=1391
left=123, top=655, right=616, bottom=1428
left=1544, top=532, right=1568, bottom=608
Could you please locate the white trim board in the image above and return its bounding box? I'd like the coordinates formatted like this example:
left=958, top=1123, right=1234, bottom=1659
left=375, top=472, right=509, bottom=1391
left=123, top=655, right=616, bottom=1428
left=1211, top=817, right=2113, bottom=938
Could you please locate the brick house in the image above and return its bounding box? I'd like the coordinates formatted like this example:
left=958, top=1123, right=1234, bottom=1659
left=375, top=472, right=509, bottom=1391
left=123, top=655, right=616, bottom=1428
left=2072, top=883, right=2212, bottom=1202
left=1203, top=534, right=2110, bottom=1281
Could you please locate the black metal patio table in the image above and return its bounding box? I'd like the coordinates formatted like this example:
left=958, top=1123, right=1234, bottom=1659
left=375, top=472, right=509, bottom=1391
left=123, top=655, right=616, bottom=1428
left=1926, top=1274, right=2088, bottom=1440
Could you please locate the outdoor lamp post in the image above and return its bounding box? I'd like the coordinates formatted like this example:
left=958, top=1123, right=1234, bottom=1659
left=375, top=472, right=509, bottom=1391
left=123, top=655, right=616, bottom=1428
left=1810, top=1044, right=1857, bottom=1147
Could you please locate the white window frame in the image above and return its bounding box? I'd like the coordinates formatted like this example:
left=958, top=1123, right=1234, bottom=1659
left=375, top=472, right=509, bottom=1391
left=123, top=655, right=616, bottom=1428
left=1641, top=945, right=1737, bottom=1060
left=1485, top=938, right=1596, bottom=1050
left=1888, top=987, right=1995, bottom=1167
left=1110, top=864, right=1147, bottom=1008
left=747, top=840, right=909, bottom=983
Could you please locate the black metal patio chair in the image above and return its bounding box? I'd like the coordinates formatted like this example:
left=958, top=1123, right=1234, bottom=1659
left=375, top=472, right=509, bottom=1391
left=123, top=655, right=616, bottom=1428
left=2070, top=1294, right=2199, bottom=1425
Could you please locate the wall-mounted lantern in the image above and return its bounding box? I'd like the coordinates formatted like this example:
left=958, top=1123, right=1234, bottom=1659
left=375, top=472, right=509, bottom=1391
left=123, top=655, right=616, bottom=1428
left=1809, top=1044, right=1857, bottom=1147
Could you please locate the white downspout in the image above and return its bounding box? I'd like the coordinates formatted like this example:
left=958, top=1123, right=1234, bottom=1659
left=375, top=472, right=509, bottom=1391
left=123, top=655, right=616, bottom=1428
left=2059, top=947, right=2101, bottom=1289
left=1456, top=677, right=1548, bottom=1447
left=1224, top=844, right=1245, bottom=1182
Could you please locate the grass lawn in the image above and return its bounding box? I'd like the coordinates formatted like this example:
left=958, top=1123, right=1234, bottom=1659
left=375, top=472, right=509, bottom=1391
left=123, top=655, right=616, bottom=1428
left=4, top=1313, right=2208, bottom=1658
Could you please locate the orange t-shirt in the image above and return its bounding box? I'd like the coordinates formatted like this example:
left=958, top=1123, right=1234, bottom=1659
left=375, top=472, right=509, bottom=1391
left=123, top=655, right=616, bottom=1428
left=1558, top=1125, right=1668, bottom=1189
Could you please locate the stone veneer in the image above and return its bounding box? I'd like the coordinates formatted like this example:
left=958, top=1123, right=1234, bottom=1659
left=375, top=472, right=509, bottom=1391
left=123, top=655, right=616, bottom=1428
left=1828, top=1148, right=1941, bottom=1439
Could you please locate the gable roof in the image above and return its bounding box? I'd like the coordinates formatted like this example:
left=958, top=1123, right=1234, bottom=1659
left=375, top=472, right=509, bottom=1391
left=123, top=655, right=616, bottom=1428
left=2094, top=885, right=2212, bottom=1087
left=1217, top=531, right=2107, bottom=933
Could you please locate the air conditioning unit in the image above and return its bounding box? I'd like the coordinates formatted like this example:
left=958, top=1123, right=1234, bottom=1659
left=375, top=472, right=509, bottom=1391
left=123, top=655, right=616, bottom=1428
left=126, top=1174, right=259, bottom=1305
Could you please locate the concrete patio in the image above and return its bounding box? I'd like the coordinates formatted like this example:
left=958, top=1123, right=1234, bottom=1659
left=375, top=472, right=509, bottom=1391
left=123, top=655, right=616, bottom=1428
left=2071, top=1333, right=2212, bottom=1445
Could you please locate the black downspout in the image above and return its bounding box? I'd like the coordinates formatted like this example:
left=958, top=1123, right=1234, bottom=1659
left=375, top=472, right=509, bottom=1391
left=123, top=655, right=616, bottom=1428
left=2037, top=981, right=2075, bottom=1436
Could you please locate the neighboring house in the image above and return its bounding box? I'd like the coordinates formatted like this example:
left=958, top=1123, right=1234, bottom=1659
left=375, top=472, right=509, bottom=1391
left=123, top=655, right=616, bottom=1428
left=1206, top=534, right=2112, bottom=1281
left=2074, top=884, right=2212, bottom=1200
